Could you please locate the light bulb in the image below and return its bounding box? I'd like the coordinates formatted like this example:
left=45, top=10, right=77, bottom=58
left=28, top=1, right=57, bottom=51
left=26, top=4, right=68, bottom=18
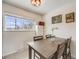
left=31, top=0, right=42, bottom=6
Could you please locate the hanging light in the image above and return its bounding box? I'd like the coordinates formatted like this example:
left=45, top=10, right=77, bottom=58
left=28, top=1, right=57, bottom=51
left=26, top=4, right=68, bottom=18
left=31, top=0, right=42, bottom=6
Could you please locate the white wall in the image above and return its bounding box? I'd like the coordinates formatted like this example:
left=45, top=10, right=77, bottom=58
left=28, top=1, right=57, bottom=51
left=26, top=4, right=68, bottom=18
left=2, top=3, right=43, bottom=56
left=43, top=3, right=76, bottom=58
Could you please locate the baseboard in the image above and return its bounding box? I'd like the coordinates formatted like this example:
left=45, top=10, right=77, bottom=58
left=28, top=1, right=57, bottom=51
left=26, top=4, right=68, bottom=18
left=2, top=50, right=17, bottom=57
left=2, top=47, right=28, bottom=57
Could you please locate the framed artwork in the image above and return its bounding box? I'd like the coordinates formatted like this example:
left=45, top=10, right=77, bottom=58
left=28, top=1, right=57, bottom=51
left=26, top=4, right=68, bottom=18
left=66, top=12, right=75, bottom=23
left=52, top=15, right=62, bottom=24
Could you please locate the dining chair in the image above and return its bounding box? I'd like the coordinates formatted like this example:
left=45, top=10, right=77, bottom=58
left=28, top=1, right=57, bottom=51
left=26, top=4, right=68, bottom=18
left=50, top=42, right=65, bottom=59
left=63, top=37, right=72, bottom=59
left=46, top=34, right=51, bottom=39
left=33, top=36, right=43, bottom=59
left=33, top=36, right=43, bottom=41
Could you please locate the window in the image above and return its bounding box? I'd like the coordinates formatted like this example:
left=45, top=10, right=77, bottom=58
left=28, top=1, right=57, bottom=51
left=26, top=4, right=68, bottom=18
left=16, top=18, right=24, bottom=29
left=5, top=15, right=15, bottom=29
left=4, top=15, right=35, bottom=31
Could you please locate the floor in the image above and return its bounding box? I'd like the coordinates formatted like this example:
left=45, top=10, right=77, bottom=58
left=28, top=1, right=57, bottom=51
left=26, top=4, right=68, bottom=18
left=3, top=50, right=75, bottom=59
left=3, top=50, right=28, bottom=59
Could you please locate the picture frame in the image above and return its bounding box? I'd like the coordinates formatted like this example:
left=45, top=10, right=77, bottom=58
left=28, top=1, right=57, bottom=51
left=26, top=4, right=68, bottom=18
left=52, top=15, right=62, bottom=24
left=66, top=12, right=75, bottom=23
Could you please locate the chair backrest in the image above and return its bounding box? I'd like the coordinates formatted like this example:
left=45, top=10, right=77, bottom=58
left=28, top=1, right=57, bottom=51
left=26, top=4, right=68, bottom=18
left=56, top=43, right=65, bottom=59
left=66, top=37, right=71, bottom=49
left=33, top=36, right=43, bottom=41
left=46, top=34, right=51, bottom=39
left=64, top=37, right=71, bottom=54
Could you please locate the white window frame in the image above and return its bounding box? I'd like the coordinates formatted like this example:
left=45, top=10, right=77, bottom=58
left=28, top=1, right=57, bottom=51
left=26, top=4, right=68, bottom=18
left=3, top=14, right=36, bottom=32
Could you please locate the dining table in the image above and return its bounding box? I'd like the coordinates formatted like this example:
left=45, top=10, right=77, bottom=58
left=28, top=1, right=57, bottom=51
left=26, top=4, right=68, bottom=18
left=27, top=37, right=66, bottom=59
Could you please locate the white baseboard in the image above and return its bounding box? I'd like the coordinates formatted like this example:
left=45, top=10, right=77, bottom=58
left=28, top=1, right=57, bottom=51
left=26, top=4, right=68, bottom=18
left=2, top=47, right=28, bottom=57
left=2, top=50, right=17, bottom=57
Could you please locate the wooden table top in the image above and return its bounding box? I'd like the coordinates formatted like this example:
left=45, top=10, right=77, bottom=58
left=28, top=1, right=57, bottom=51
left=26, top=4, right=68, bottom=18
left=28, top=37, right=66, bottom=59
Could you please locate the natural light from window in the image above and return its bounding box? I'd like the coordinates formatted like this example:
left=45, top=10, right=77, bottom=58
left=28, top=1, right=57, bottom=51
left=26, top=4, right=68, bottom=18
left=4, top=15, right=35, bottom=31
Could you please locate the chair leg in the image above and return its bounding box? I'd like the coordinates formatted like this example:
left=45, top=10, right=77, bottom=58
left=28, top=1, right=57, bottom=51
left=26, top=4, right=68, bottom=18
left=34, top=51, right=35, bottom=59
left=66, top=52, right=71, bottom=59
left=63, top=54, right=67, bottom=59
left=69, top=52, right=71, bottom=59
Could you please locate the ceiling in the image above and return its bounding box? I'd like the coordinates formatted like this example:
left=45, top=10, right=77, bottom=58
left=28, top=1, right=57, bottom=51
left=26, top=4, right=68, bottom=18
left=2, top=0, right=75, bottom=16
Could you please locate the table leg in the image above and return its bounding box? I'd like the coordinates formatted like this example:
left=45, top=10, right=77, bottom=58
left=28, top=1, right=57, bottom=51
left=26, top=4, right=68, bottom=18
left=29, top=45, right=32, bottom=59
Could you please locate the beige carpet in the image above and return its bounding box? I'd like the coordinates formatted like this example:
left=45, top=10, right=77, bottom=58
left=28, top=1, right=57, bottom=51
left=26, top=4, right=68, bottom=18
left=3, top=50, right=28, bottom=59
left=2, top=50, right=75, bottom=59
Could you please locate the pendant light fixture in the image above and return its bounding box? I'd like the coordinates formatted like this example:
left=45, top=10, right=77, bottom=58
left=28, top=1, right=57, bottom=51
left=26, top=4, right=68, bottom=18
left=31, top=0, right=42, bottom=7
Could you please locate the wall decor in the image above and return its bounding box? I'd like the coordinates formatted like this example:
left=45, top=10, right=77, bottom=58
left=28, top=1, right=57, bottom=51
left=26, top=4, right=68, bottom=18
left=66, top=12, right=75, bottom=23
left=39, top=21, right=45, bottom=26
left=52, top=15, right=62, bottom=24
